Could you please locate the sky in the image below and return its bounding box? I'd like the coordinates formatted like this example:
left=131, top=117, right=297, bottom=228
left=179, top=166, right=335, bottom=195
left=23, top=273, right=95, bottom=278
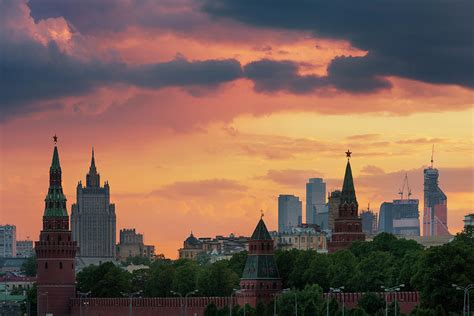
left=0, top=0, right=473, bottom=258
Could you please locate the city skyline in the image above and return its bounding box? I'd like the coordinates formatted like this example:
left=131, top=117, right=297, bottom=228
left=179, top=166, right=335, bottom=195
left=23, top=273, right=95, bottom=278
left=1, top=0, right=473, bottom=258
left=1, top=137, right=469, bottom=258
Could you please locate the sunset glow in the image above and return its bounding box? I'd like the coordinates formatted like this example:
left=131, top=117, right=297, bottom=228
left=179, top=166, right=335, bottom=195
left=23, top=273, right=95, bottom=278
left=1, top=0, right=472, bottom=258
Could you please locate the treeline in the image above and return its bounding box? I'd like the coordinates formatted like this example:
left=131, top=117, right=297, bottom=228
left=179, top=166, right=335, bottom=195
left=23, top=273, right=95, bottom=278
left=73, top=230, right=473, bottom=314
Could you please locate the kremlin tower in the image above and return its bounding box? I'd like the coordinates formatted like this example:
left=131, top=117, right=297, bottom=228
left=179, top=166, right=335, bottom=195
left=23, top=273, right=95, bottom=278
left=328, top=150, right=365, bottom=253
left=35, top=136, right=77, bottom=316
left=238, top=215, right=282, bottom=307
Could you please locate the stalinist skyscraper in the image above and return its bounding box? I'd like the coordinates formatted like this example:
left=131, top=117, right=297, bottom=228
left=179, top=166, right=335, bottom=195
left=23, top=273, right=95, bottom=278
left=71, top=149, right=116, bottom=266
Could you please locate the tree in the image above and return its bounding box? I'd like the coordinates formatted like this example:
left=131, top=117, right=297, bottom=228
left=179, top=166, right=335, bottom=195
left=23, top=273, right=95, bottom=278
left=288, top=250, right=316, bottom=289
left=412, top=239, right=474, bottom=311
left=123, top=255, right=152, bottom=266
left=228, top=251, right=247, bottom=276
left=357, top=292, right=384, bottom=315
left=76, top=262, right=132, bottom=297
left=172, top=260, right=200, bottom=294
left=275, top=249, right=299, bottom=289
left=145, top=264, right=175, bottom=297
left=303, top=253, right=330, bottom=291
left=328, top=250, right=358, bottom=290
left=204, top=302, right=218, bottom=316
left=353, top=251, right=396, bottom=291
left=21, top=256, right=37, bottom=277
left=197, top=260, right=239, bottom=296
left=24, top=284, right=37, bottom=315
left=348, top=307, right=368, bottom=316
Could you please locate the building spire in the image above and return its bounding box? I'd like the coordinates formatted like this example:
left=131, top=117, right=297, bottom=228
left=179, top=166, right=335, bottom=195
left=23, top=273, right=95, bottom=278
left=44, top=138, right=68, bottom=217
left=341, top=150, right=357, bottom=205
left=86, top=147, right=100, bottom=187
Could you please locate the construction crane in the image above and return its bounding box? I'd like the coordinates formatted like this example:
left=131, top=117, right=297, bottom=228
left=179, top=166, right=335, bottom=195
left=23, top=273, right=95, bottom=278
left=398, top=173, right=412, bottom=200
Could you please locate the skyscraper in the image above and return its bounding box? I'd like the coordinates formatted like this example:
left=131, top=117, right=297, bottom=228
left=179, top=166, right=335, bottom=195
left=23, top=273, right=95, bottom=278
left=379, top=200, right=420, bottom=236
left=423, top=159, right=449, bottom=236
left=327, top=190, right=341, bottom=232
left=71, top=149, right=116, bottom=264
left=328, top=150, right=365, bottom=253
left=278, top=194, right=302, bottom=232
left=378, top=202, right=394, bottom=233
left=35, top=138, right=77, bottom=316
left=0, top=225, right=16, bottom=257
left=360, top=207, right=378, bottom=235
left=306, top=178, right=327, bottom=225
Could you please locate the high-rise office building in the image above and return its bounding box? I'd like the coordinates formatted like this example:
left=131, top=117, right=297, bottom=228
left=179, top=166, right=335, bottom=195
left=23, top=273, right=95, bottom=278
left=327, top=190, right=341, bottom=232
left=379, top=199, right=420, bottom=236
left=71, top=149, right=116, bottom=263
left=278, top=195, right=302, bottom=232
left=306, top=178, right=327, bottom=225
left=423, top=163, right=449, bottom=236
left=378, top=202, right=394, bottom=233
left=360, top=208, right=378, bottom=235
left=0, top=225, right=17, bottom=257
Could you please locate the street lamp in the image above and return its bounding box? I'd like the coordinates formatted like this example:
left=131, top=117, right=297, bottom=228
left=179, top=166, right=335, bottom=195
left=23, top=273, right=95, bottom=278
left=282, top=288, right=297, bottom=316
left=39, top=292, right=48, bottom=314
left=78, top=291, right=91, bottom=316
left=327, top=287, right=344, bottom=316
left=170, top=291, right=184, bottom=316
left=121, top=290, right=142, bottom=316
left=273, top=288, right=290, bottom=316
left=452, top=283, right=474, bottom=316
left=184, top=289, right=198, bottom=316
left=229, top=288, right=240, bottom=316
left=381, top=284, right=404, bottom=316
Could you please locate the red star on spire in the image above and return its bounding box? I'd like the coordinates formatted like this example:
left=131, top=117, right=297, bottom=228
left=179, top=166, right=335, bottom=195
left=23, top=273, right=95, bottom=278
left=345, top=149, right=352, bottom=159
left=53, top=134, right=58, bottom=144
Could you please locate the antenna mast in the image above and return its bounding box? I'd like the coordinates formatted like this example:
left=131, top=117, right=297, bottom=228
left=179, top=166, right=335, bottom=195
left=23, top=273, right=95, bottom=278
left=430, top=144, right=434, bottom=169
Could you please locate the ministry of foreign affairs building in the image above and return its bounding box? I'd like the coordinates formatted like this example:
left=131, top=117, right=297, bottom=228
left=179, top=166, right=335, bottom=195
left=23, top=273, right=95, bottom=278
left=71, top=149, right=116, bottom=267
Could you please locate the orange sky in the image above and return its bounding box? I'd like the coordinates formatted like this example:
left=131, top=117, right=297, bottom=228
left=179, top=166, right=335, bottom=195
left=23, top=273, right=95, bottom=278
left=0, top=1, right=473, bottom=258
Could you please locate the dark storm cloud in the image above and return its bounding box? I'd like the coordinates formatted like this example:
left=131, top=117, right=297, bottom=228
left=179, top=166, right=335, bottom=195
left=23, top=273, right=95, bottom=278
left=202, top=0, right=474, bottom=89
left=243, top=59, right=329, bottom=93
left=27, top=0, right=219, bottom=35
left=0, top=39, right=242, bottom=121
left=242, top=58, right=391, bottom=93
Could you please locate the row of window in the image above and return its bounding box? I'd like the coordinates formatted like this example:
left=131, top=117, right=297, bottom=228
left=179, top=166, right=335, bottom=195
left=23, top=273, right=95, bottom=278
left=241, top=282, right=278, bottom=290
left=42, top=261, right=74, bottom=270
left=249, top=243, right=272, bottom=251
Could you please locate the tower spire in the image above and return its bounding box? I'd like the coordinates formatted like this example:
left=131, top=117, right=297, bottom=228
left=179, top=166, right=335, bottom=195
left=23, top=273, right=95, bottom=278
left=341, top=150, right=357, bottom=206
left=44, top=137, right=68, bottom=218
left=86, top=146, right=100, bottom=187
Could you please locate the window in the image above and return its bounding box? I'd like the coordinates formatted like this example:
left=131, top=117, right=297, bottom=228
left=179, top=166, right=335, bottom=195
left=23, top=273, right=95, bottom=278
left=59, top=262, right=63, bottom=269
left=45, top=262, right=48, bottom=269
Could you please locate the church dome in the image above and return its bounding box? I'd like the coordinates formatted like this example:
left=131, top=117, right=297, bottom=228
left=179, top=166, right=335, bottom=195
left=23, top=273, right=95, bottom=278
left=185, top=233, right=201, bottom=247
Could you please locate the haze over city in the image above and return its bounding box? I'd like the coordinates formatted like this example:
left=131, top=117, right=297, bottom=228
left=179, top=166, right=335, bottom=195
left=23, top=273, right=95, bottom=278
left=1, top=0, right=473, bottom=259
